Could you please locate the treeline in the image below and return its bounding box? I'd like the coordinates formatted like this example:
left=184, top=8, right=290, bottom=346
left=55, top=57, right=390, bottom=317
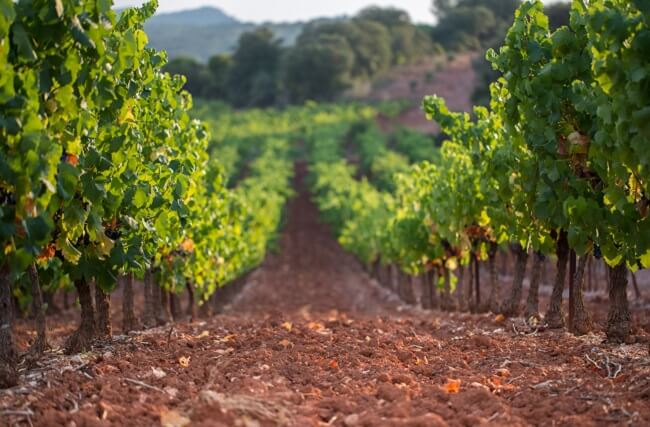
left=165, top=7, right=435, bottom=107
left=167, top=1, right=573, bottom=108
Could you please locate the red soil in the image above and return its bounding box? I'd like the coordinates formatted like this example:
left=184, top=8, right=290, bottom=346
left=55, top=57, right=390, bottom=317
left=1, top=167, right=649, bottom=427
left=370, top=54, right=479, bottom=134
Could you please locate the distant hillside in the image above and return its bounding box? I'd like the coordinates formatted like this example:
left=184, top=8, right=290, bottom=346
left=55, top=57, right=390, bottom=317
left=135, top=6, right=304, bottom=62
left=145, top=6, right=238, bottom=26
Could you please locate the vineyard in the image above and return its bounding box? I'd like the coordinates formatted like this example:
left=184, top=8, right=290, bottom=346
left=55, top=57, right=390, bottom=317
left=1, top=0, right=650, bottom=426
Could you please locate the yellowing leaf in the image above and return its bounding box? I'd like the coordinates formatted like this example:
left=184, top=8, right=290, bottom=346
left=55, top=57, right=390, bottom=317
left=160, top=409, right=190, bottom=427
left=443, top=379, right=461, bottom=394
left=196, top=330, right=210, bottom=339
left=445, top=257, right=458, bottom=270
left=219, top=334, right=237, bottom=343
left=180, top=238, right=194, bottom=253
left=178, top=356, right=190, bottom=368
left=281, top=321, right=293, bottom=332
left=307, top=321, right=324, bottom=331
left=494, top=314, right=506, bottom=323
left=279, top=339, right=292, bottom=349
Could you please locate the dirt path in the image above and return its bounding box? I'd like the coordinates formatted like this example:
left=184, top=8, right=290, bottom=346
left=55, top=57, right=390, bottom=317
left=229, top=165, right=397, bottom=316
left=1, top=166, right=650, bottom=427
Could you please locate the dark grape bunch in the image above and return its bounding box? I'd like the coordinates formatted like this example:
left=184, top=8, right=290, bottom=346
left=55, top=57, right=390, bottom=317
left=593, top=244, right=602, bottom=260
left=0, top=187, right=15, bottom=205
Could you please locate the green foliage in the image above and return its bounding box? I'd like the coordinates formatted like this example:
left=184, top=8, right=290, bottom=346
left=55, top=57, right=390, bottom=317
left=0, top=1, right=297, bottom=308
left=431, top=0, right=520, bottom=50
left=164, top=54, right=232, bottom=99
left=227, top=28, right=283, bottom=108
left=285, top=34, right=354, bottom=103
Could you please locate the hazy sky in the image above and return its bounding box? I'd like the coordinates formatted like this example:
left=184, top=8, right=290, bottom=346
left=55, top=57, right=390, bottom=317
left=113, top=0, right=437, bottom=23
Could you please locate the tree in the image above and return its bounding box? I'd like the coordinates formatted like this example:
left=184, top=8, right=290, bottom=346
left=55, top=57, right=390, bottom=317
left=285, top=34, right=354, bottom=102
left=432, top=6, right=497, bottom=49
left=227, top=28, right=283, bottom=107
left=204, top=54, right=232, bottom=99
left=431, top=0, right=521, bottom=50
left=357, top=6, right=411, bottom=27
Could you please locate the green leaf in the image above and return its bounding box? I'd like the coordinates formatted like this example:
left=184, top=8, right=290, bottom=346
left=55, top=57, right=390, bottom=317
left=57, top=163, right=80, bottom=201
left=56, top=236, right=82, bottom=264
left=11, top=23, right=37, bottom=62
left=133, top=188, right=147, bottom=208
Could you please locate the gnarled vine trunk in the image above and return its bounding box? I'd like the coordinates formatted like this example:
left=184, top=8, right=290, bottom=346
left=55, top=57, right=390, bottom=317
left=484, top=243, right=499, bottom=313
left=65, top=278, right=96, bottom=354
left=429, top=270, right=439, bottom=310
left=142, top=269, right=156, bottom=328
left=606, top=263, right=631, bottom=343
left=28, top=263, right=48, bottom=354
left=503, top=244, right=528, bottom=316
left=170, top=292, right=182, bottom=321
left=159, top=289, right=172, bottom=323
left=474, top=254, right=481, bottom=310
left=186, top=282, right=197, bottom=321
left=400, top=273, right=417, bottom=305
left=0, top=264, right=18, bottom=388
left=122, top=274, right=139, bottom=333
left=570, top=255, right=593, bottom=335
left=630, top=271, right=641, bottom=300
left=389, top=264, right=399, bottom=294
left=524, top=252, right=545, bottom=320
left=94, top=283, right=112, bottom=339
left=421, top=272, right=432, bottom=310
left=545, top=231, right=569, bottom=328
left=457, top=263, right=470, bottom=312
left=443, top=269, right=457, bottom=311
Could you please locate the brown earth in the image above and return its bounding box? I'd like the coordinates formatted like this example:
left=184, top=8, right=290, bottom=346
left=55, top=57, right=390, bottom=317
left=365, top=54, right=479, bottom=134
left=1, top=166, right=650, bottom=427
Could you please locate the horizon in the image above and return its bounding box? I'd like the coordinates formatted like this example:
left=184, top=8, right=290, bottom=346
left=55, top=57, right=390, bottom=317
left=113, top=0, right=436, bottom=24
left=115, top=0, right=564, bottom=25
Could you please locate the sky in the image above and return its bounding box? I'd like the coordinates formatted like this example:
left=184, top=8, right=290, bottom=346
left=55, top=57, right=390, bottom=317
left=113, top=0, right=438, bottom=24
left=114, top=0, right=562, bottom=25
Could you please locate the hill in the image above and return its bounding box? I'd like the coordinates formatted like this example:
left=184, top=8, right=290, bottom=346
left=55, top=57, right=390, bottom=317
left=137, top=6, right=304, bottom=62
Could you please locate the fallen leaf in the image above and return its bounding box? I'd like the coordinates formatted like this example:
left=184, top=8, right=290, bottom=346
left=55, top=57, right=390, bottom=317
left=98, top=401, right=111, bottom=420
left=178, top=356, right=190, bottom=368
left=443, top=379, right=461, bottom=394
left=152, top=367, right=167, bottom=379
left=160, top=409, right=190, bottom=427
left=281, top=322, right=293, bottom=332
left=307, top=321, right=325, bottom=331
left=494, top=314, right=506, bottom=323
left=219, top=334, right=237, bottom=343
left=329, top=360, right=339, bottom=370
left=164, top=387, right=179, bottom=398
left=488, top=376, right=516, bottom=392
left=326, top=309, right=339, bottom=322
left=196, top=331, right=210, bottom=338
left=495, top=368, right=510, bottom=377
